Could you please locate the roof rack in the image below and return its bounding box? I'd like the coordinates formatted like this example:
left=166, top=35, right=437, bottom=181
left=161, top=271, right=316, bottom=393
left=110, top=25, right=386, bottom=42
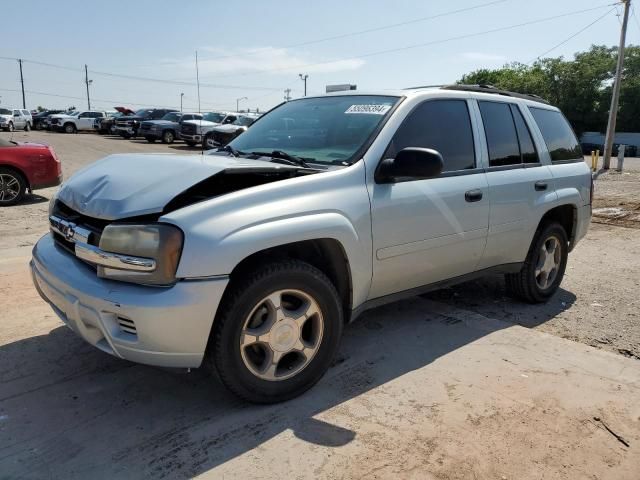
left=440, top=84, right=550, bottom=105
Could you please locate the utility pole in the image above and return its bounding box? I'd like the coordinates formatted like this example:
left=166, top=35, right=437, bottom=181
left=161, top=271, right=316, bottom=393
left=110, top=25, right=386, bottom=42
left=603, top=0, right=631, bottom=170
left=299, top=74, right=308, bottom=96
left=195, top=51, right=201, bottom=114
left=18, top=59, right=26, bottom=109
left=84, top=64, right=92, bottom=110
left=284, top=88, right=292, bottom=101
left=180, top=92, right=184, bottom=112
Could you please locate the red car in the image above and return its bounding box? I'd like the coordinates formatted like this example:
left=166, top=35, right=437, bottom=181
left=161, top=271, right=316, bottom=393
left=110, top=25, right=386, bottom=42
left=0, top=138, right=62, bottom=205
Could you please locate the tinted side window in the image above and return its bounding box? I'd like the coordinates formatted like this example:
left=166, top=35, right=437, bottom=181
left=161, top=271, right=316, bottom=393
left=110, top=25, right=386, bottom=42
left=510, top=105, right=538, bottom=163
left=529, top=107, right=582, bottom=161
left=385, top=99, right=475, bottom=172
left=478, top=101, right=520, bottom=167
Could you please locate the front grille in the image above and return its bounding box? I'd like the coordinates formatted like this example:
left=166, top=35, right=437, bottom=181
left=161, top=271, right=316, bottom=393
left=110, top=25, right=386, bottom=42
left=117, top=316, right=137, bottom=335
left=181, top=123, right=196, bottom=135
left=116, top=120, right=132, bottom=127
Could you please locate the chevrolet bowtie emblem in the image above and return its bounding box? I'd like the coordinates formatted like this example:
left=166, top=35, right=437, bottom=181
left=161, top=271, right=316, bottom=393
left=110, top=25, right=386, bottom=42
left=62, top=223, right=76, bottom=241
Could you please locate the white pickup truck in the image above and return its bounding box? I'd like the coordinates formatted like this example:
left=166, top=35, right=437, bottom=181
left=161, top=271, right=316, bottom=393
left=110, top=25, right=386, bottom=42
left=50, top=111, right=106, bottom=133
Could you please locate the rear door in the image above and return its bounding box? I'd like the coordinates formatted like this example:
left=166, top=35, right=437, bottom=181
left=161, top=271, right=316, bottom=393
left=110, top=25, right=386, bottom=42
left=474, top=100, right=555, bottom=269
left=13, top=110, right=25, bottom=128
left=368, top=98, right=490, bottom=299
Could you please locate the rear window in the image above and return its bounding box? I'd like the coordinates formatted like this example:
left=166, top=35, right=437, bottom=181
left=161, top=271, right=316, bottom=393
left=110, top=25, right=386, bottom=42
left=529, top=107, right=582, bottom=162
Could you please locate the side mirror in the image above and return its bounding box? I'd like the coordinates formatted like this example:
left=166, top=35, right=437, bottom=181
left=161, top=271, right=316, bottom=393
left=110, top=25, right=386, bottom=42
left=377, top=148, right=444, bottom=183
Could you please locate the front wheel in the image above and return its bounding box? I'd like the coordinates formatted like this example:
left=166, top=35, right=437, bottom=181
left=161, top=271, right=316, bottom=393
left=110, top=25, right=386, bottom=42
left=204, top=133, right=217, bottom=150
left=185, top=140, right=197, bottom=147
left=211, top=260, right=343, bottom=403
left=24, top=122, right=31, bottom=131
left=0, top=168, right=27, bottom=206
left=7, top=122, right=14, bottom=132
left=505, top=222, right=569, bottom=303
left=162, top=130, right=175, bottom=144
left=64, top=123, right=76, bottom=134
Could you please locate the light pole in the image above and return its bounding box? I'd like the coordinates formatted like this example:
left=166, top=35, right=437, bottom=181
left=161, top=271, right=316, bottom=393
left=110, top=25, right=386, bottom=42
left=84, top=64, right=92, bottom=110
left=236, top=96, right=248, bottom=112
left=299, top=74, right=308, bottom=96
left=180, top=92, right=184, bottom=112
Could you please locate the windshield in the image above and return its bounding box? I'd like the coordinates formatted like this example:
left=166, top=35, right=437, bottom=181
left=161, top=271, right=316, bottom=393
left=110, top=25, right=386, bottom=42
left=229, top=95, right=399, bottom=165
left=162, top=112, right=181, bottom=122
left=134, top=109, right=151, bottom=117
left=203, top=112, right=225, bottom=123
left=233, top=116, right=256, bottom=126
left=0, top=108, right=11, bottom=115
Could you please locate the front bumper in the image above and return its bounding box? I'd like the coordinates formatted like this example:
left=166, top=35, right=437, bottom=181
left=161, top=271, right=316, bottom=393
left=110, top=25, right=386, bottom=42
left=179, top=133, right=201, bottom=142
left=31, top=234, right=229, bottom=368
left=115, top=126, right=136, bottom=135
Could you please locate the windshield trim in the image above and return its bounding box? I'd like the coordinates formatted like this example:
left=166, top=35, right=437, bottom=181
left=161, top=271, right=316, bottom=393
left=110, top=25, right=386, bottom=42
left=227, top=94, right=404, bottom=167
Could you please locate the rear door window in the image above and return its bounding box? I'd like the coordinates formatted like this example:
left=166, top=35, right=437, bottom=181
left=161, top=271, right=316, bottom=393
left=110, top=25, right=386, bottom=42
left=510, top=105, right=538, bottom=163
left=529, top=107, right=582, bottom=162
left=478, top=101, right=521, bottom=167
left=385, top=99, right=476, bottom=172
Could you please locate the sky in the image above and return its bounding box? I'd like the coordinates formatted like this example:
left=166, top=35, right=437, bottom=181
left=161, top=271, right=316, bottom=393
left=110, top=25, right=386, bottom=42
left=1, top=0, right=638, bottom=113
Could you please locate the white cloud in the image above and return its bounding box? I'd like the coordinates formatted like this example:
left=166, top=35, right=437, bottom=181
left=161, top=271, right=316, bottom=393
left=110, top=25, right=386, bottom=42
left=163, top=46, right=365, bottom=78
left=460, top=52, right=507, bottom=62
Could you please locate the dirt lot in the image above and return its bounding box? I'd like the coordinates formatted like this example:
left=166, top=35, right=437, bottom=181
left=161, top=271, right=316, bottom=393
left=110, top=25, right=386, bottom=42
left=1, top=131, right=639, bottom=479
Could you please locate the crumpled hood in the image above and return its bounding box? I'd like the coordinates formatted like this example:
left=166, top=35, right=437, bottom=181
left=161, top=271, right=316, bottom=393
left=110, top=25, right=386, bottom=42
left=57, top=153, right=297, bottom=220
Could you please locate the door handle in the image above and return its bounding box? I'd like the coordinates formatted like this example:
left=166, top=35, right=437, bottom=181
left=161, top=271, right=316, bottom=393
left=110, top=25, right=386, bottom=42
left=535, top=181, right=548, bottom=191
left=465, top=189, right=483, bottom=202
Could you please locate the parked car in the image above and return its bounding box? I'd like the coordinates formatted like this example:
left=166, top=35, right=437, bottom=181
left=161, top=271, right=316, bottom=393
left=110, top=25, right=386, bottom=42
left=203, top=113, right=260, bottom=149
left=32, top=110, right=65, bottom=130
left=50, top=111, right=106, bottom=133
left=0, top=108, right=32, bottom=131
left=115, top=108, right=178, bottom=139
left=179, top=111, right=237, bottom=147
left=94, top=107, right=134, bottom=135
left=139, top=112, right=203, bottom=144
left=31, top=86, right=592, bottom=403
left=0, top=137, right=62, bottom=205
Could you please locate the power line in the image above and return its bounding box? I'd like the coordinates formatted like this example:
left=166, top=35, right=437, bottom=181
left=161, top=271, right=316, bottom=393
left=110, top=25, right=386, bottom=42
left=193, top=0, right=510, bottom=64
left=528, top=7, right=618, bottom=63
left=197, top=3, right=619, bottom=80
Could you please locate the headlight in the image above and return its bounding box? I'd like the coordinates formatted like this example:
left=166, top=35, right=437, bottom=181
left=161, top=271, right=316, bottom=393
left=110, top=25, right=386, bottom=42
left=97, top=224, right=183, bottom=286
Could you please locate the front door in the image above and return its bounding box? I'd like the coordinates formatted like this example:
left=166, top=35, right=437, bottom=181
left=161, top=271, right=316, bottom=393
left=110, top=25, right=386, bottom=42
left=368, top=98, right=489, bottom=300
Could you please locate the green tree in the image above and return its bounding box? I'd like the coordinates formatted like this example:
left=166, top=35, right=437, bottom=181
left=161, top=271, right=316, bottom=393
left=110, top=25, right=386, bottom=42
left=459, top=45, right=639, bottom=135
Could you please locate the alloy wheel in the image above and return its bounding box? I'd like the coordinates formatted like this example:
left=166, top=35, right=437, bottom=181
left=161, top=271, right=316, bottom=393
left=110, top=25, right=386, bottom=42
left=0, top=173, right=21, bottom=203
left=534, top=236, right=562, bottom=290
left=240, top=289, right=324, bottom=381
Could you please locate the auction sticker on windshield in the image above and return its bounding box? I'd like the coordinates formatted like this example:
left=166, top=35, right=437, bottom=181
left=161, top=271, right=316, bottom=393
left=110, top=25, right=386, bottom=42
left=345, top=104, right=392, bottom=115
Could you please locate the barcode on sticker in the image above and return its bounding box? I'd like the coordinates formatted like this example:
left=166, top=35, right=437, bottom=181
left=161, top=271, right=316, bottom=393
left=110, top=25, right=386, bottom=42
left=345, top=104, right=391, bottom=115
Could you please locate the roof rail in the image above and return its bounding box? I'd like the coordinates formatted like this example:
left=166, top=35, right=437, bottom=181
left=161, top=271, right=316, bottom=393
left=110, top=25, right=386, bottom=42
left=440, top=84, right=550, bottom=105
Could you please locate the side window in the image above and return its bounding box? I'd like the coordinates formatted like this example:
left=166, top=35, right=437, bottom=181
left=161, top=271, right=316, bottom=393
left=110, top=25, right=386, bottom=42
left=21, top=110, right=30, bottom=116
left=478, top=101, right=520, bottom=167
left=510, top=105, right=538, bottom=163
left=13, top=110, right=20, bottom=116
left=78, top=112, right=88, bottom=118
left=529, top=107, right=582, bottom=162
left=385, top=99, right=475, bottom=172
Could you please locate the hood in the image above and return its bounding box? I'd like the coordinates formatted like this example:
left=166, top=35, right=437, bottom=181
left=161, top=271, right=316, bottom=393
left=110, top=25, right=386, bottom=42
left=57, top=153, right=301, bottom=220
left=50, top=113, right=74, bottom=119
left=184, top=119, right=220, bottom=127
left=117, top=115, right=145, bottom=121
left=143, top=120, right=174, bottom=126
left=0, top=114, right=11, bottom=120
left=213, top=124, right=245, bottom=133
left=114, top=106, right=135, bottom=115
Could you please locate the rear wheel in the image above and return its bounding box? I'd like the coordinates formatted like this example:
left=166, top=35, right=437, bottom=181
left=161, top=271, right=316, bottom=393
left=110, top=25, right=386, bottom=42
left=211, top=260, right=343, bottom=403
left=162, top=130, right=175, bottom=144
left=505, top=222, right=568, bottom=303
left=0, top=168, right=27, bottom=206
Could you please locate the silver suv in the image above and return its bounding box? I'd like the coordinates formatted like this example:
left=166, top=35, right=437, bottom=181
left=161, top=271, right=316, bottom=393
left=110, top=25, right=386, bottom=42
left=0, top=108, right=32, bottom=131
left=31, top=85, right=592, bottom=403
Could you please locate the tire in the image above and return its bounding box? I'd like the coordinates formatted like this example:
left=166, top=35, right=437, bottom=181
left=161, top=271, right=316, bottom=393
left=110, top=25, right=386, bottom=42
left=8, top=122, right=14, bottom=132
left=36, top=121, right=44, bottom=131
left=0, top=168, right=27, bottom=206
left=185, top=140, right=197, bottom=147
left=64, top=123, right=76, bottom=134
left=211, top=260, right=343, bottom=403
left=145, top=136, right=156, bottom=143
left=204, top=133, right=217, bottom=150
left=505, top=222, right=569, bottom=303
left=109, top=125, right=117, bottom=135
left=24, top=122, right=31, bottom=131
left=162, top=130, right=175, bottom=144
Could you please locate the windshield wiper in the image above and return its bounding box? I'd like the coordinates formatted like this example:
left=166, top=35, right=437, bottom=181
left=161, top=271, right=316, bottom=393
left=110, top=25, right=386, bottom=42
left=250, top=150, right=313, bottom=168
left=218, top=144, right=244, bottom=157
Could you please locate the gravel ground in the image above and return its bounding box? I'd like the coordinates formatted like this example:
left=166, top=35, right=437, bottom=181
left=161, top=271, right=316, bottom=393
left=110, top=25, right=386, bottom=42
left=1, top=130, right=639, bottom=360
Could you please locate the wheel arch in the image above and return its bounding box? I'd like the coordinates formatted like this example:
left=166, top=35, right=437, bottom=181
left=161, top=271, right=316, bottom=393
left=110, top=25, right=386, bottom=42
left=227, top=238, right=353, bottom=322
left=0, top=163, right=30, bottom=190
left=537, top=204, right=577, bottom=250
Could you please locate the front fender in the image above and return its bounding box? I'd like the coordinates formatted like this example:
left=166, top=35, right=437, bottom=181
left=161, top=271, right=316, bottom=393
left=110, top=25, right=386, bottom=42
left=175, top=211, right=371, bottom=308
